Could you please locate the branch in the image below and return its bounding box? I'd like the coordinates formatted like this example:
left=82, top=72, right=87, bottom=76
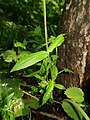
left=32, top=110, right=66, bottom=120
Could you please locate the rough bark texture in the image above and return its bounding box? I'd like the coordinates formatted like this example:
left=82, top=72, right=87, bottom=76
left=57, top=0, right=90, bottom=87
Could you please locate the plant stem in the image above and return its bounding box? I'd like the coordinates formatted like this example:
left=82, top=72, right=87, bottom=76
left=43, top=0, right=48, bottom=53
left=23, top=91, right=39, bottom=101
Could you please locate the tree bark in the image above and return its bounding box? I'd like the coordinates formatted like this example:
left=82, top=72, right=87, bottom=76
left=57, top=0, right=90, bottom=87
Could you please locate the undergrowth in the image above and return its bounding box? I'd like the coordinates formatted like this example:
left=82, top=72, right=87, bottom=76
left=0, top=0, right=90, bottom=120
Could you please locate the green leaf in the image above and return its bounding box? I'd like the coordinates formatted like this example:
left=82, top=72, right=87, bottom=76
left=54, top=84, right=65, bottom=90
left=62, top=99, right=90, bottom=120
left=24, top=98, right=39, bottom=110
left=48, top=34, right=64, bottom=53
left=51, top=55, right=58, bottom=62
left=62, top=100, right=83, bottom=120
left=1, top=78, right=24, bottom=99
left=11, top=51, right=48, bottom=72
left=31, top=86, right=38, bottom=94
left=5, top=92, right=14, bottom=102
left=35, top=74, right=45, bottom=81
left=40, top=58, right=49, bottom=75
left=39, top=80, right=48, bottom=88
left=64, top=87, right=84, bottom=103
left=26, top=70, right=40, bottom=77
left=42, top=80, right=54, bottom=105
left=50, top=65, right=58, bottom=81
left=63, top=68, right=74, bottom=73
left=1, top=50, right=17, bottom=62
left=14, top=98, right=30, bottom=117
left=14, top=41, right=26, bottom=49
left=34, top=26, right=42, bottom=37
left=14, top=98, right=24, bottom=117
left=18, top=51, right=30, bottom=59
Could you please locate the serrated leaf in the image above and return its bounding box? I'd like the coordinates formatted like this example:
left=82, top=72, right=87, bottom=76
left=51, top=65, right=58, bottom=81
left=64, top=87, right=84, bottom=103
left=48, top=34, right=64, bottom=53
left=54, top=84, right=65, bottom=90
left=42, top=80, right=54, bottom=105
left=11, top=51, right=48, bottom=72
left=62, top=101, right=83, bottom=120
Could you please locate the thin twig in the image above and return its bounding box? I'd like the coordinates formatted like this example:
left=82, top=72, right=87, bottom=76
left=22, top=90, right=39, bottom=101
left=32, top=110, right=65, bottom=120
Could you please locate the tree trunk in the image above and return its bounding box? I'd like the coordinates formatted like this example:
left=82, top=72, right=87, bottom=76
left=57, top=0, right=90, bottom=88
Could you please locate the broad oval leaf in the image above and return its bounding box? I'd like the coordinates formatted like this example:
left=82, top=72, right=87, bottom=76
left=64, top=87, right=84, bottom=103
left=48, top=34, right=64, bottom=53
left=11, top=51, right=48, bottom=72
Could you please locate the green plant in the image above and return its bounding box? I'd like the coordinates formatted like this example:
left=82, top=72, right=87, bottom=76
left=1, top=0, right=90, bottom=120
left=1, top=39, right=30, bottom=61
left=9, top=1, right=90, bottom=120
left=62, top=87, right=90, bottom=120
left=0, top=78, right=29, bottom=120
left=10, top=1, right=65, bottom=106
left=0, top=0, right=65, bottom=119
left=0, top=77, right=41, bottom=120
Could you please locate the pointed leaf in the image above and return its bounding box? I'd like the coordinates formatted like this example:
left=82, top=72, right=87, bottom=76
left=55, top=84, right=65, bottom=90
left=14, top=41, right=26, bottom=49
left=42, top=80, right=54, bottom=105
left=1, top=78, right=24, bottom=98
left=62, top=99, right=90, bottom=120
left=48, top=34, right=64, bottom=53
left=51, top=65, right=58, bottom=81
left=11, top=51, right=48, bottom=72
